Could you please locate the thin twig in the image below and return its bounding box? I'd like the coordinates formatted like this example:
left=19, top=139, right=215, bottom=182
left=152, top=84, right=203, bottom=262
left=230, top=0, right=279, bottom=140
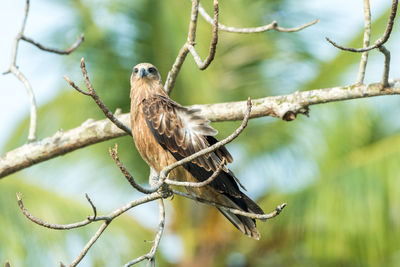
left=4, top=0, right=37, bottom=142
left=197, top=1, right=318, bottom=33
left=17, top=193, right=94, bottom=229
left=378, top=45, right=391, bottom=87
left=17, top=191, right=162, bottom=266
left=326, top=0, right=398, bottom=52
left=64, top=58, right=132, bottom=135
left=21, top=34, right=84, bottom=55
left=3, top=0, right=85, bottom=142
left=356, top=0, right=372, bottom=84
left=69, top=221, right=110, bottom=267
left=159, top=98, right=252, bottom=181
left=85, top=193, right=97, bottom=219
left=109, top=144, right=157, bottom=194
left=164, top=0, right=200, bottom=94
left=9, top=66, right=37, bottom=142
left=173, top=190, right=286, bottom=220
left=165, top=158, right=226, bottom=187
left=17, top=192, right=161, bottom=229
left=187, top=0, right=219, bottom=70
left=124, top=199, right=166, bottom=267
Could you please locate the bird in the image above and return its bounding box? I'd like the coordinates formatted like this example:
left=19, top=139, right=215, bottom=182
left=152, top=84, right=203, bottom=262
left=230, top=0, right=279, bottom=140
left=130, top=63, right=265, bottom=239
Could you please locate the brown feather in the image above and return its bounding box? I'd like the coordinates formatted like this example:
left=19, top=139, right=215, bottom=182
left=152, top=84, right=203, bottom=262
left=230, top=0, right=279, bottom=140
left=130, top=62, right=264, bottom=239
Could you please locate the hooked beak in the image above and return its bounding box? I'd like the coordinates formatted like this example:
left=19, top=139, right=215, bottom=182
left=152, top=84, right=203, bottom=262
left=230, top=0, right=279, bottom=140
left=139, top=68, right=148, bottom=78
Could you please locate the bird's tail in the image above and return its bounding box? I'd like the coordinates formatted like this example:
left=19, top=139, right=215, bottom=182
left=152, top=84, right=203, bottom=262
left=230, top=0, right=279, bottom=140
left=218, top=192, right=265, bottom=240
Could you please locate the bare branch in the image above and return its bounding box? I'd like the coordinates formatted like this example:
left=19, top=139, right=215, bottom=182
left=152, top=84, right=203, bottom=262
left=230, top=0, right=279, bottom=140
left=17, top=193, right=94, bottom=229
left=2, top=80, right=400, bottom=179
left=356, top=0, right=372, bottom=84
left=85, top=193, right=97, bottom=219
left=124, top=199, right=166, bottom=267
left=198, top=1, right=318, bottom=34
left=70, top=221, right=110, bottom=267
left=378, top=45, right=391, bottom=87
left=109, top=144, right=157, bottom=194
left=21, top=34, right=84, bottom=55
left=64, top=58, right=132, bottom=136
left=173, top=190, right=287, bottom=220
left=187, top=0, right=219, bottom=70
left=8, top=66, right=37, bottom=142
left=165, top=158, right=226, bottom=188
left=17, top=191, right=162, bottom=266
left=3, top=0, right=37, bottom=142
left=164, top=0, right=199, bottom=94
left=3, top=0, right=84, bottom=142
left=326, top=0, right=398, bottom=53
left=159, top=98, right=252, bottom=182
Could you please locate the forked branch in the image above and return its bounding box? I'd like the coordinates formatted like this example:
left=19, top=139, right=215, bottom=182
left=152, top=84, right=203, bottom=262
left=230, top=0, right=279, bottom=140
left=64, top=58, right=132, bottom=136
left=3, top=0, right=84, bottom=142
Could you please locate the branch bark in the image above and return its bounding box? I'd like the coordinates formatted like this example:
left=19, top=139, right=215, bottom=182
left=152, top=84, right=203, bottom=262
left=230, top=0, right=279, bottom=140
left=1, top=80, right=400, bottom=179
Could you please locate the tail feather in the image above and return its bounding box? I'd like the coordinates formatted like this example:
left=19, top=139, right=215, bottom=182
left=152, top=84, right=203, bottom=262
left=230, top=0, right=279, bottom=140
left=218, top=208, right=261, bottom=240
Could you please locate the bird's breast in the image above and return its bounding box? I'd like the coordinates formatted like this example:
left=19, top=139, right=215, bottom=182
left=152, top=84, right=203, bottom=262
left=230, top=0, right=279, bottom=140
left=130, top=107, right=174, bottom=173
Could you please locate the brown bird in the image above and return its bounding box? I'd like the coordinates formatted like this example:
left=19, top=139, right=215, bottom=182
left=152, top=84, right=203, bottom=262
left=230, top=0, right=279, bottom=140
left=130, top=63, right=265, bottom=239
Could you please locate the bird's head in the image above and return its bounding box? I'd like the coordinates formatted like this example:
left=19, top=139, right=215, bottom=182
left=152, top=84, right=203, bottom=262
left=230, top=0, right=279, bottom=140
left=130, top=63, right=161, bottom=87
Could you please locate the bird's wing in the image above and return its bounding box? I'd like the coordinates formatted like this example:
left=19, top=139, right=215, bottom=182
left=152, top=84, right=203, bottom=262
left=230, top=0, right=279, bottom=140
left=142, top=94, right=232, bottom=172
left=142, top=95, right=265, bottom=240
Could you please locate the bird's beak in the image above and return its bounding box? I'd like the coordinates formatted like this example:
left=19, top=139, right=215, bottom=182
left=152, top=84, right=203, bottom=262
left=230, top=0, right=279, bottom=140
left=139, top=68, right=147, bottom=78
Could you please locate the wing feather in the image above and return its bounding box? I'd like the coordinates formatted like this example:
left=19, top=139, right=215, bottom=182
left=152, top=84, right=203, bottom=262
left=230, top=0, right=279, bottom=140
left=142, top=95, right=229, bottom=172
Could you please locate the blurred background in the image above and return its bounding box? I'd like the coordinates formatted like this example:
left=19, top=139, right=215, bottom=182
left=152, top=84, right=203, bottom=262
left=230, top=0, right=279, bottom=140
left=1, top=0, right=400, bottom=266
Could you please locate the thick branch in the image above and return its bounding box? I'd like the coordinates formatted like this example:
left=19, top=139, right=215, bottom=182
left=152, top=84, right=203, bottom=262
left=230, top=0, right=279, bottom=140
left=2, top=80, right=400, bottom=178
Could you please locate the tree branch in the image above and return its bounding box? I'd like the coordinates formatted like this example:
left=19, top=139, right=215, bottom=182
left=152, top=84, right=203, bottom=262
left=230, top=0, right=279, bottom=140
left=326, top=0, right=398, bottom=53
left=21, top=34, right=84, bottom=55
left=64, top=58, right=132, bottom=136
left=187, top=0, right=219, bottom=70
left=378, top=45, right=391, bottom=87
left=163, top=0, right=200, bottom=94
left=165, top=158, right=226, bottom=188
left=17, top=191, right=163, bottom=266
left=2, top=80, right=400, bottom=179
left=3, top=0, right=84, bottom=142
left=123, top=199, right=165, bottom=267
left=197, top=1, right=318, bottom=34
left=109, top=144, right=157, bottom=194
left=172, top=190, right=287, bottom=220
left=355, top=0, right=372, bottom=84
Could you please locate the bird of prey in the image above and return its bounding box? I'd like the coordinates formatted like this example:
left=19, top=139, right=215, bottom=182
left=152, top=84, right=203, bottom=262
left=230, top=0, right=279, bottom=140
left=130, top=63, right=265, bottom=239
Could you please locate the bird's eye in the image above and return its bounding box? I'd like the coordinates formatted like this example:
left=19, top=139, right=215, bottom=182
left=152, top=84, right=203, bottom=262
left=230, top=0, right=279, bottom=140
left=134, top=68, right=138, bottom=73
left=148, top=67, right=156, bottom=74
